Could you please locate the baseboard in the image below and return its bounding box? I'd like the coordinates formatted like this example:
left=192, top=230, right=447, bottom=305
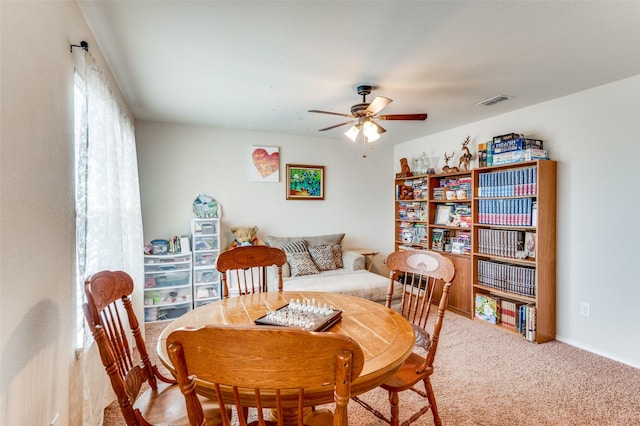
left=556, top=335, right=639, bottom=370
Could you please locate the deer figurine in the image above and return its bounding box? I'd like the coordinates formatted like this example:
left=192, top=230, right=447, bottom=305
left=458, top=136, right=473, bottom=171
left=442, top=152, right=459, bottom=173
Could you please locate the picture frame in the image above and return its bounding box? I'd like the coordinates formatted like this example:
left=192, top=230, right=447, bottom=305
left=435, top=204, right=454, bottom=225
left=250, top=145, right=280, bottom=182
left=286, top=164, right=325, bottom=200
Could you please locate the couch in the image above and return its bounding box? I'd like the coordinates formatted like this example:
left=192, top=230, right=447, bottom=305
left=265, top=233, right=401, bottom=306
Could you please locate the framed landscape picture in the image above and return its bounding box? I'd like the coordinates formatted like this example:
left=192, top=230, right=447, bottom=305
left=286, top=164, right=324, bottom=200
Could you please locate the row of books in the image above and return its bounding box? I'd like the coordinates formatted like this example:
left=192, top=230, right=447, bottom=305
left=396, top=177, right=428, bottom=200
left=451, top=231, right=471, bottom=254
left=476, top=229, right=536, bottom=259
left=477, top=260, right=536, bottom=297
left=398, top=201, right=427, bottom=221
left=432, top=177, right=472, bottom=200
left=477, top=166, right=538, bottom=197
left=474, top=294, right=537, bottom=341
left=398, top=222, right=428, bottom=244
left=477, top=198, right=537, bottom=226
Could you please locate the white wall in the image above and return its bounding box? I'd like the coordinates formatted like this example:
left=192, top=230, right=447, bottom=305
left=395, top=75, right=640, bottom=368
left=136, top=122, right=395, bottom=254
left=0, top=2, right=131, bottom=425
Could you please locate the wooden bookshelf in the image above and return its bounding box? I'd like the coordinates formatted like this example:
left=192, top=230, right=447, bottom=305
left=471, top=160, right=556, bottom=343
left=393, top=160, right=557, bottom=342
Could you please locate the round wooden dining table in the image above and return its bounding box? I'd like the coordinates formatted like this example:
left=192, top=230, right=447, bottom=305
left=157, top=291, right=415, bottom=405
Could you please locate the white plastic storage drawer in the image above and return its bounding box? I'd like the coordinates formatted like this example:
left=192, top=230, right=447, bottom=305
left=193, top=220, right=218, bottom=235
left=194, top=252, right=218, bottom=267
left=193, top=235, right=219, bottom=251
left=144, top=286, right=191, bottom=306
left=194, top=268, right=219, bottom=284
left=145, top=302, right=190, bottom=322
left=144, top=271, right=190, bottom=289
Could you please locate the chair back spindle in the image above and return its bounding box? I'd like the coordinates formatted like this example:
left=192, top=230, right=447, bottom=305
left=216, top=246, right=287, bottom=298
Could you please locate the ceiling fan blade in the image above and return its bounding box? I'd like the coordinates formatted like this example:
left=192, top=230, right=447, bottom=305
left=365, top=96, right=393, bottom=115
left=378, top=113, right=428, bottom=121
left=318, top=121, right=353, bottom=131
left=308, top=109, right=353, bottom=118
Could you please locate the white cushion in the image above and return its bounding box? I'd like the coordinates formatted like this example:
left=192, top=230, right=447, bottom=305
left=282, top=269, right=401, bottom=304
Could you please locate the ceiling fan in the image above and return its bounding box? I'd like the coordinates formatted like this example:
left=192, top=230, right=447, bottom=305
left=308, top=85, right=428, bottom=141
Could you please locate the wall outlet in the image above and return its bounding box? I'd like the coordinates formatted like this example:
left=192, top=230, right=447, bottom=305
left=580, top=302, right=591, bottom=317
left=50, top=413, right=59, bottom=426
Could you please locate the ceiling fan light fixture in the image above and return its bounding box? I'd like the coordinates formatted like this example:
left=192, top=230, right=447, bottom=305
left=344, top=125, right=360, bottom=142
left=365, top=131, right=380, bottom=143
left=362, top=120, right=379, bottom=140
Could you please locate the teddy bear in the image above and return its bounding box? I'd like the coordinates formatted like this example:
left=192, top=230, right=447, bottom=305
left=399, top=185, right=413, bottom=200
left=225, top=226, right=263, bottom=250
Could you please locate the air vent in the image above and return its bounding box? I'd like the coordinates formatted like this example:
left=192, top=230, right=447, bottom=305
left=476, top=95, right=513, bottom=106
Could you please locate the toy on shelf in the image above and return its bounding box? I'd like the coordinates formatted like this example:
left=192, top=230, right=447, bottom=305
left=226, top=226, right=263, bottom=250
left=442, top=152, right=459, bottom=173
left=193, top=193, right=220, bottom=218
left=458, top=136, right=473, bottom=171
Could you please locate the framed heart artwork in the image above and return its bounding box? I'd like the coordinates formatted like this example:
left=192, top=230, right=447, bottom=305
left=250, top=146, right=280, bottom=182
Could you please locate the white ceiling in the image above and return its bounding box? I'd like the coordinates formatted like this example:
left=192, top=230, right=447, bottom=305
left=77, top=1, right=640, bottom=145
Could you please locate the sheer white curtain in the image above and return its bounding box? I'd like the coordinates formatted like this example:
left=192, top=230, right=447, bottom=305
left=72, top=52, right=144, bottom=425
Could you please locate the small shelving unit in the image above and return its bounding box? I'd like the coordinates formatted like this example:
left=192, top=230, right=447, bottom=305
left=393, top=171, right=472, bottom=317
left=427, top=171, right=473, bottom=317
left=191, top=218, right=222, bottom=307
left=143, top=253, right=192, bottom=322
left=394, top=174, right=429, bottom=251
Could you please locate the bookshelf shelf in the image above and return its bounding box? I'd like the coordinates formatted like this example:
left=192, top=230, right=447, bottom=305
left=473, top=282, right=536, bottom=304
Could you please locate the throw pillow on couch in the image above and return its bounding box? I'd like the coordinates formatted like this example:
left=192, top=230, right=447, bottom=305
left=266, top=234, right=346, bottom=278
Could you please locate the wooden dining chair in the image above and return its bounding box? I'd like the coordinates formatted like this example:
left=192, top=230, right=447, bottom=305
left=352, top=249, right=455, bottom=426
left=167, top=324, right=365, bottom=426
left=83, top=270, right=227, bottom=425
left=216, top=245, right=287, bottom=298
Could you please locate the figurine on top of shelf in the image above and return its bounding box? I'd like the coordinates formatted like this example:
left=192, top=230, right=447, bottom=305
left=442, top=152, right=459, bottom=173
left=458, top=136, right=473, bottom=171
left=421, top=152, right=436, bottom=174
left=193, top=193, right=219, bottom=218
left=395, top=157, right=413, bottom=178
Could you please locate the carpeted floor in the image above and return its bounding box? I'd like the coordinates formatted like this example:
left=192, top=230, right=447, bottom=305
left=104, top=312, right=640, bottom=425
